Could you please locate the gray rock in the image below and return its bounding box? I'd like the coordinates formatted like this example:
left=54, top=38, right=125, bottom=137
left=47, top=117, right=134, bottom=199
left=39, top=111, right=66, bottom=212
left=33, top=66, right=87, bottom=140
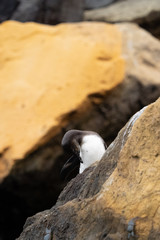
left=11, top=0, right=85, bottom=24
left=0, top=0, right=19, bottom=22
left=84, top=0, right=160, bottom=38
left=85, top=0, right=116, bottom=10
left=59, top=0, right=85, bottom=22
left=11, top=0, right=43, bottom=22
left=84, top=0, right=160, bottom=22
left=37, top=0, right=61, bottom=24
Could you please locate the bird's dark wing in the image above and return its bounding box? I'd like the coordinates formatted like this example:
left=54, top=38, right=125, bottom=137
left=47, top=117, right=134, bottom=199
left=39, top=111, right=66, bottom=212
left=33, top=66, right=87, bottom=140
left=60, top=155, right=80, bottom=180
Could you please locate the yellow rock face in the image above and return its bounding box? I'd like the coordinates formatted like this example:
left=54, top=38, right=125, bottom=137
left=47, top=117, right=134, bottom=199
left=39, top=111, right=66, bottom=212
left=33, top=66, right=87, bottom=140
left=0, top=21, right=124, bottom=179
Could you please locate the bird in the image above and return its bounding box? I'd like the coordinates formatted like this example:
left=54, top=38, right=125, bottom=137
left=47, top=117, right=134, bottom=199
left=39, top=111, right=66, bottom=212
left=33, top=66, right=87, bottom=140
left=60, top=129, right=107, bottom=180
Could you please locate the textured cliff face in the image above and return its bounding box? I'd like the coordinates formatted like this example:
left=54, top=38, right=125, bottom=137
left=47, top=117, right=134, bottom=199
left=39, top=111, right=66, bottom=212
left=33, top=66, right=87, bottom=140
left=0, top=20, right=124, bottom=180
left=0, top=21, right=160, bottom=240
left=17, top=98, right=160, bottom=240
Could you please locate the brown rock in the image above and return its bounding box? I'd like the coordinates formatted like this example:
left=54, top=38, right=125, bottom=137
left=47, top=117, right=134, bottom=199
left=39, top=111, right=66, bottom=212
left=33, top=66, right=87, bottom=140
left=0, top=0, right=19, bottom=22
left=11, top=0, right=43, bottom=22
left=17, top=98, right=160, bottom=240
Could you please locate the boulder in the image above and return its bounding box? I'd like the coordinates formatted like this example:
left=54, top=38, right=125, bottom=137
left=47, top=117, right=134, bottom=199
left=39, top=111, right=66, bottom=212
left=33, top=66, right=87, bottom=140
left=11, top=0, right=43, bottom=22
left=0, top=0, right=19, bottom=22
left=84, top=0, right=160, bottom=38
left=59, top=0, right=85, bottom=22
left=85, top=0, right=116, bottom=10
left=0, top=21, right=160, bottom=240
left=17, top=97, right=160, bottom=240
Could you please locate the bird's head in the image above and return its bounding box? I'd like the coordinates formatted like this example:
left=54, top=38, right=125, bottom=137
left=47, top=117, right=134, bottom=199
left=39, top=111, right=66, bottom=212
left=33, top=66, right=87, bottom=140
left=61, top=130, right=83, bottom=163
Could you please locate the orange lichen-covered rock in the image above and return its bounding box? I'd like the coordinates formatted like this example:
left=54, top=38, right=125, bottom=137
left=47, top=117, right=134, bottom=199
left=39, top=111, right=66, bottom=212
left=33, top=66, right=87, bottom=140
left=0, top=21, right=124, bottom=179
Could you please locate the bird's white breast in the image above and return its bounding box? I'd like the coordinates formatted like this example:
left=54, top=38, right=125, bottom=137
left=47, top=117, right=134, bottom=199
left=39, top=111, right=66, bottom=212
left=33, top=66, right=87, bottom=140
left=79, top=135, right=106, bottom=173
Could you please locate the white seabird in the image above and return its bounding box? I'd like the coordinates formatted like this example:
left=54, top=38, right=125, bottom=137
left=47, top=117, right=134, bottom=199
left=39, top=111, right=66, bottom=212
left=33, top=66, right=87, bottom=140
left=60, top=129, right=107, bottom=179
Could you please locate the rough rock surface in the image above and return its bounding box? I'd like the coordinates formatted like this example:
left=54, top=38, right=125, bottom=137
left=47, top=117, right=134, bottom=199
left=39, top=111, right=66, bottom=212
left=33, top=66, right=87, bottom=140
left=11, top=0, right=85, bottom=24
left=85, top=0, right=116, bottom=10
left=0, top=0, right=160, bottom=38
left=1, top=21, right=160, bottom=240
left=11, top=0, right=43, bottom=23
left=59, top=0, right=85, bottom=22
left=0, top=0, right=117, bottom=24
left=0, top=0, right=19, bottom=22
left=84, top=0, right=160, bottom=38
left=17, top=98, right=160, bottom=240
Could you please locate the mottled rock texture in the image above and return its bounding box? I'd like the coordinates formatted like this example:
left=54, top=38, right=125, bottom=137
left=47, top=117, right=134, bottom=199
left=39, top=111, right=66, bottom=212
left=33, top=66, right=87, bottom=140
left=59, top=0, right=85, bottom=22
left=0, top=0, right=117, bottom=24
left=11, top=0, right=43, bottom=23
left=0, top=21, right=160, bottom=240
left=0, top=0, right=159, bottom=38
left=84, top=0, right=160, bottom=38
left=85, top=0, right=116, bottom=10
left=11, top=0, right=85, bottom=24
left=17, top=98, right=160, bottom=240
left=0, top=0, right=18, bottom=22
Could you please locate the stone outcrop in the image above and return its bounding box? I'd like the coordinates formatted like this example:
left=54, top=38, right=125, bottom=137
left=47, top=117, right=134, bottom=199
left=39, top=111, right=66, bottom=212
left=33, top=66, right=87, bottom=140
left=59, top=0, right=85, bottom=22
left=0, top=0, right=118, bottom=24
left=84, top=0, right=160, bottom=38
left=0, top=21, right=160, bottom=240
left=11, top=0, right=43, bottom=23
left=17, top=97, right=160, bottom=240
left=85, top=0, right=116, bottom=10
left=0, top=0, right=18, bottom=22
left=11, top=0, right=85, bottom=24
left=0, top=0, right=160, bottom=38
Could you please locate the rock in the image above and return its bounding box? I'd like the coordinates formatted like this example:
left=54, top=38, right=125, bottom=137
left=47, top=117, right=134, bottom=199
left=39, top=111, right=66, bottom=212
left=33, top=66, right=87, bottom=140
left=85, top=0, right=116, bottom=10
left=11, top=0, right=61, bottom=24
left=0, top=21, right=160, bottom=240
left=59, top=0, right=85, bottom=22
left=0, top=0, right=19, bottom=22
left=84, top=0, right=160, bottom=38
left=38, top=0, right=61, bottom=24
left=11, top=0, right=43, bottom=22
left=17, top=97, right=160, bottom=240
left=1, top=0, right=160, bottom=38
